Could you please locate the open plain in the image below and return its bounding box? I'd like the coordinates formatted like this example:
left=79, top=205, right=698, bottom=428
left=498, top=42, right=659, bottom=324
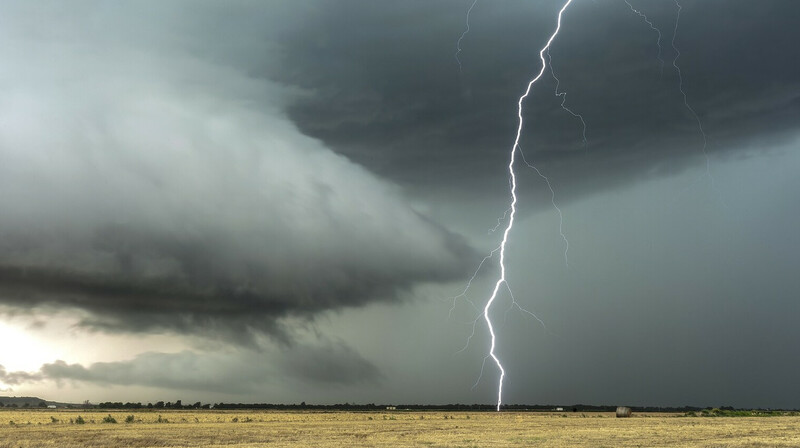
left=1, top=409, right=799, bottom=447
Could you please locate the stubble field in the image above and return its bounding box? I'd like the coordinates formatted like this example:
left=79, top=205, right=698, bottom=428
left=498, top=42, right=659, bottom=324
left=1, top=409, right=799, bottom=447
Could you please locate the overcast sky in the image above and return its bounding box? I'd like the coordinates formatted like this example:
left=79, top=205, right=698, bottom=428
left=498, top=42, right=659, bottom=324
left=1, top=0, right=799, bottom=409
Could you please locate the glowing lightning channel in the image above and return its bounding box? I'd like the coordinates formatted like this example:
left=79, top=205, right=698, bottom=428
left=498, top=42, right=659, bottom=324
left=483, top=0, right=575, bottom=412
left=624, top=0, right=665, bottom=76
left=455, top=0, right=479, bottom=74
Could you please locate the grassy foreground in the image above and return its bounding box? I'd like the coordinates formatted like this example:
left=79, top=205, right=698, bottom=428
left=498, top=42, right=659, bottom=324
left=2, top=409, right=799, bottom=447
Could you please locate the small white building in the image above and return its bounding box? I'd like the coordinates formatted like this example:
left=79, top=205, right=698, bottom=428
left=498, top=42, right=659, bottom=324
left=47, top=405, right=57, bottom=409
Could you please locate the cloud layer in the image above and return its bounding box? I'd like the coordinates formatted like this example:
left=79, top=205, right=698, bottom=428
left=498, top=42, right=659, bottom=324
left=0, top=340, right=381, bottom=393
left=273, top=1, right=800, bottom=203
left=0, top=2, right=474, bottom=343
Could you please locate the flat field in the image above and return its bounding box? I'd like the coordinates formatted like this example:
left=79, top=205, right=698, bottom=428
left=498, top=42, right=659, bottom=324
left=1, top=409, right=799, bottom=447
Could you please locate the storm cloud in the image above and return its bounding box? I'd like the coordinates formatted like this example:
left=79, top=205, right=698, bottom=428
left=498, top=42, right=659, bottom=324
left=273, top=0, right=800, bottom=203
left=0, top=1, right=474, bottom=343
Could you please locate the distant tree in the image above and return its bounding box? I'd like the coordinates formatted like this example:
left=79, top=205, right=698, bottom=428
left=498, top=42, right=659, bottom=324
left=155, top=401, right=164, bottom=408
left=38, top=401, right=47, bottom=408
left=174, top=400, right=182, bottom=409
left=193, top=402, right=201, bottom=409
left=147, top=403, right=154, bottom=409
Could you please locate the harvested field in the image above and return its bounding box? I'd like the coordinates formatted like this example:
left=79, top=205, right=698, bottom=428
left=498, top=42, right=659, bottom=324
left=1, top=409, right=799, bottom=447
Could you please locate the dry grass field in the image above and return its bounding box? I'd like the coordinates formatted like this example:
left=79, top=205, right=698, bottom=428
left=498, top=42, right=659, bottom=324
left=1, top=409, right=799, bottom=447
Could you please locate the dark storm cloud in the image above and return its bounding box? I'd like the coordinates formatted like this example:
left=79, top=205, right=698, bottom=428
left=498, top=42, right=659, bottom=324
left=0, top=1, right=476, bottom=343
left=271, top=0, right=800, bottom=202
left=0, top=340, right=380, bottom=393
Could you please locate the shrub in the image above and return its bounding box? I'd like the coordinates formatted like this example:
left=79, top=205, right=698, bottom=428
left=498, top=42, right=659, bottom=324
left=102, top=414, right=117, bottom=424
left=125, top=415, right=135, bottom=423
left=156, top=415, right=168, bottom=423
left=50, top=416, right=59, bottom=423
left=75, top=416, right=86, bottom=425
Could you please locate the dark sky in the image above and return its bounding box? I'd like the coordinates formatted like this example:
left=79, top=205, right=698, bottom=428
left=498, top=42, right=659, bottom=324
left=1, top=0, right=799, bottom=408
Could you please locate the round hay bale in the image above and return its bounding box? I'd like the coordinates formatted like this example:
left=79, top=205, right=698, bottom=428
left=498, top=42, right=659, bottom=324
left=616, top=406, right=632, bottom=418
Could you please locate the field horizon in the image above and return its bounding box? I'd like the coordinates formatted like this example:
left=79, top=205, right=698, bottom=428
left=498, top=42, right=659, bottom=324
left=3, top=408, right=800, bottom=447
left=4, top=394, right=794, bottom=414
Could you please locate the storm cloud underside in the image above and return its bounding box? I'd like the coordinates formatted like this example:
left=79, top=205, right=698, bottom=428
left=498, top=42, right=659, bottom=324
left=0, top=1, right=474, bottom=343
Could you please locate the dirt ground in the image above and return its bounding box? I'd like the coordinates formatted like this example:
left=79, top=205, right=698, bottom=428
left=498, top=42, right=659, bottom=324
left=1, top=409, right=799, bottom=447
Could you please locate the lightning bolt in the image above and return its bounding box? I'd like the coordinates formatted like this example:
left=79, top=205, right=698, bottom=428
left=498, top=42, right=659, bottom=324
left=671, top=0, right=715, bottom=192
left=626, top=0, right=720, bottom=199
left=455, top=0, right=479, bottom=74
left=448, top=246, right=499, bottom=323
left=518, top=146, right=569, bottom=267
left=450, top=0, right=717, bottom=412
left=624, top=0, right=665, bottom=76
left=489, top=208, right=511, bottom=234
left=547, top=48, right=588, bottom=151
left=480, top=0, right=575, bottom=412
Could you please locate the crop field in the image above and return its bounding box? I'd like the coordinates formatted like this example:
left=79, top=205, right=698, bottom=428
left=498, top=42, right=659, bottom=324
left=1, top=409, right=799, bottom=447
